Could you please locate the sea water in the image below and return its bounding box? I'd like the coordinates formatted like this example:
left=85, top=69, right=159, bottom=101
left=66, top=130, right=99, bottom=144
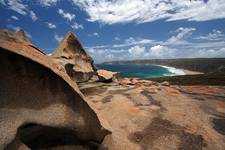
left=96, top=64, right=185, bottom=79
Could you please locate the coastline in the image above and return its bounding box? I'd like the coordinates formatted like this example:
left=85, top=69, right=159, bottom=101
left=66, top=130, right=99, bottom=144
left=182, top=69, right=203, bottom=75
left=157, top=65, right=203, bottom=76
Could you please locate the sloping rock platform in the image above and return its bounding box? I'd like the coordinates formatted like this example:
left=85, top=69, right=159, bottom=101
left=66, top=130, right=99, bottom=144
left=79, top=80, right=225, bottom=150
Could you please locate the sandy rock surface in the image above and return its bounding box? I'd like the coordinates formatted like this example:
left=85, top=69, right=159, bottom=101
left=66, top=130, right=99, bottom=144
left=79, top=80, right=225, bottom=150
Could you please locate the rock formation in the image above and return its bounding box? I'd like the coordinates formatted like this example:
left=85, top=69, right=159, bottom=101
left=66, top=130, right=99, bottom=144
left=0, top=29, right=110, bottom=149
left=97, top=69, right=119, bottom=82
left=0, top=29, right=30, bottom=44
left=52, top=32, right=96, bottom=82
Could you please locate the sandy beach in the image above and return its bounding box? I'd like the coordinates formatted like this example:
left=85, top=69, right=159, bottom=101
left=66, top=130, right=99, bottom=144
left=182, top=69, right=203, bottom=75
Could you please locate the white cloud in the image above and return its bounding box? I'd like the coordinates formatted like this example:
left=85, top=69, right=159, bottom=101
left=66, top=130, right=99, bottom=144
left=40, top=0, right=59, bottom=6
left=58, top=9, right=75, bottom=21
left=1, top=0, right=38, bottom=21
left=193, top=48, right=225, bottom=58
left=54, top=33, right=63, bottom=42
left=88, top=32, right=99, bottom=37
left=194, top=30, right=225, bottom=41
left=85, top=28, right=225, bottom=62
left=128, top=46, right=145, bottom=56
left=46, top=22, right=56, bottom=29
left=71, top=22, right=83, bottom=30
left=11, top=15, right=19, bottom=20
left=167, top=27, right=196, bottom=44
left=87, top=48, right=114, bottom=63
left=71, top=0, right=225, bottom=24
left=112, top=37, right=155, bottom=48
left=29, top=11, right=37, bottom=21
left=3, top=0, right=28, bottom=15
left=148, top=45, right=174, bottom=58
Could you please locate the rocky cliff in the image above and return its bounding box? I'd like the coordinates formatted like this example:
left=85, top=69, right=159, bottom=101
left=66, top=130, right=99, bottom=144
left=52, top=32, right=96, bottom=82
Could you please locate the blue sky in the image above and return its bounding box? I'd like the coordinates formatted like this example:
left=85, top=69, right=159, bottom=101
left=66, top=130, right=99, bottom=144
left=0, top=0, right=225, bottom=63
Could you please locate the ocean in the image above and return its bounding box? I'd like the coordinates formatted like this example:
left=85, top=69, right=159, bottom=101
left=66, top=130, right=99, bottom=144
left=96, top=64, right=185, bottom=79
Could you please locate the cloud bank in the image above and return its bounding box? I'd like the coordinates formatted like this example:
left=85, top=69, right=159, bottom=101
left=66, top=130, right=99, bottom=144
left=72, top=0, right=225, bottom=24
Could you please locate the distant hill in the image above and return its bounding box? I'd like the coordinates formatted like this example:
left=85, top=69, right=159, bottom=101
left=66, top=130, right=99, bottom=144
left=103, top=58, right=225, bottom=73
left=150, top=68, right=225, bottom=86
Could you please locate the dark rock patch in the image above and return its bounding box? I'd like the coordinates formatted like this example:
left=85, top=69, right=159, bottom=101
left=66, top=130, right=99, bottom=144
left=102, top=95, right=112, bottom=104
left=80, top=86, right=107, bottom=96
left=128, top=117, right=206, bottom=150
left=212, top=115, right=225, bottom=135
left=141, top=90, right=162, bottom=107
left=6, top=123, right=99, bottom=150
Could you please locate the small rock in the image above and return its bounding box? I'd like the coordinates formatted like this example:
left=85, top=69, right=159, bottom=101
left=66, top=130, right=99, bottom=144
left=161, top=81, right=170, bottom=86
left=97, top=69, right=119, bottom=82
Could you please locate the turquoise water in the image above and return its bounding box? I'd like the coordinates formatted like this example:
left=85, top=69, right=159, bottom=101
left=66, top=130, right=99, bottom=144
left=96, top=64, right=182, bottom=79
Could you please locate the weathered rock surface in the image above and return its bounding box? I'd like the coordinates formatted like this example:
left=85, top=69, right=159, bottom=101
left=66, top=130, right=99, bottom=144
left=79, top=79, right=225, bottom=150
left=52, top=32, right=96, bottom=82
left=118, top=77, right=153, bottom=86
left=0, top=30, right=110, bottom=149
left=97, top=69, right=119, bottom=82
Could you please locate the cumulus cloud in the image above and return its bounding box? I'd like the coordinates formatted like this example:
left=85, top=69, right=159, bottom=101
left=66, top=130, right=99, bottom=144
left=87, top=48, right=114, bottom=63
left=71, top=22, right=84, bottom=30
left=71, top=0, right=225, bottom=24
left=194, top=29, right=225, bottom=41
left=29, top=11, right=37, bottom=21
left=11, top=15, right=19, bottom=20
left=112, top=37, right=155, bottom=48
left=0, top=0, right=37, bottom=21
left=88, top=32, right=99, bottom=37
left=193, top=48, right=225, bottom=58
left=167, top=27, right=196, bottom=44
left=40, top=0, right=59, bottom=6
left=58, top=9, right=75, bottom=21
left=148, top=45, right=175, bottom=58
left=128, top=46, right=145, bottom=56
left=54, top=33, right=63, bottom=42
left=2, top=0, right=28, bottom=15
left=85, top=27, right=225, bottom=62
left=46, top=22, right=56, bottom=29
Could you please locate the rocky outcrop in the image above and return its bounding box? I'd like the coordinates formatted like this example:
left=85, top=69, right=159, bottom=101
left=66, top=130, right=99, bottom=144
left=0, top=30, right=110, bottom=149
left=97, top=69, right=119, bottom=82
left=0, top=29, right=30, bottom=44
left=52, top=32, right=96, bottom=83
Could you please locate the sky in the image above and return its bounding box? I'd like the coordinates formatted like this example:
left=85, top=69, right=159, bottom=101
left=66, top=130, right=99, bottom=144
left=0, top=0, right=225, bottom=63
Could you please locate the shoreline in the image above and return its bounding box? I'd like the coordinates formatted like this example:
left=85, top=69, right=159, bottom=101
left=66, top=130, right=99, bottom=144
left=157, top=65, right=203, bottom=76
left=182, top=69, right=203, bottom=75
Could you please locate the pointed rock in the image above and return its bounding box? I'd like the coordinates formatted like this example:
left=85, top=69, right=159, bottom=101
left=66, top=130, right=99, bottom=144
left=52, top=32, right=96, bottom=82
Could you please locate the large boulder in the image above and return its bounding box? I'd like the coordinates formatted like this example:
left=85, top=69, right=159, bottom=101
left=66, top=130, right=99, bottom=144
left=52, top=32, right=96, bottom=82
left=0, top=29, right=110, bottom=149
left=97, top=69, right=119, bottom=82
